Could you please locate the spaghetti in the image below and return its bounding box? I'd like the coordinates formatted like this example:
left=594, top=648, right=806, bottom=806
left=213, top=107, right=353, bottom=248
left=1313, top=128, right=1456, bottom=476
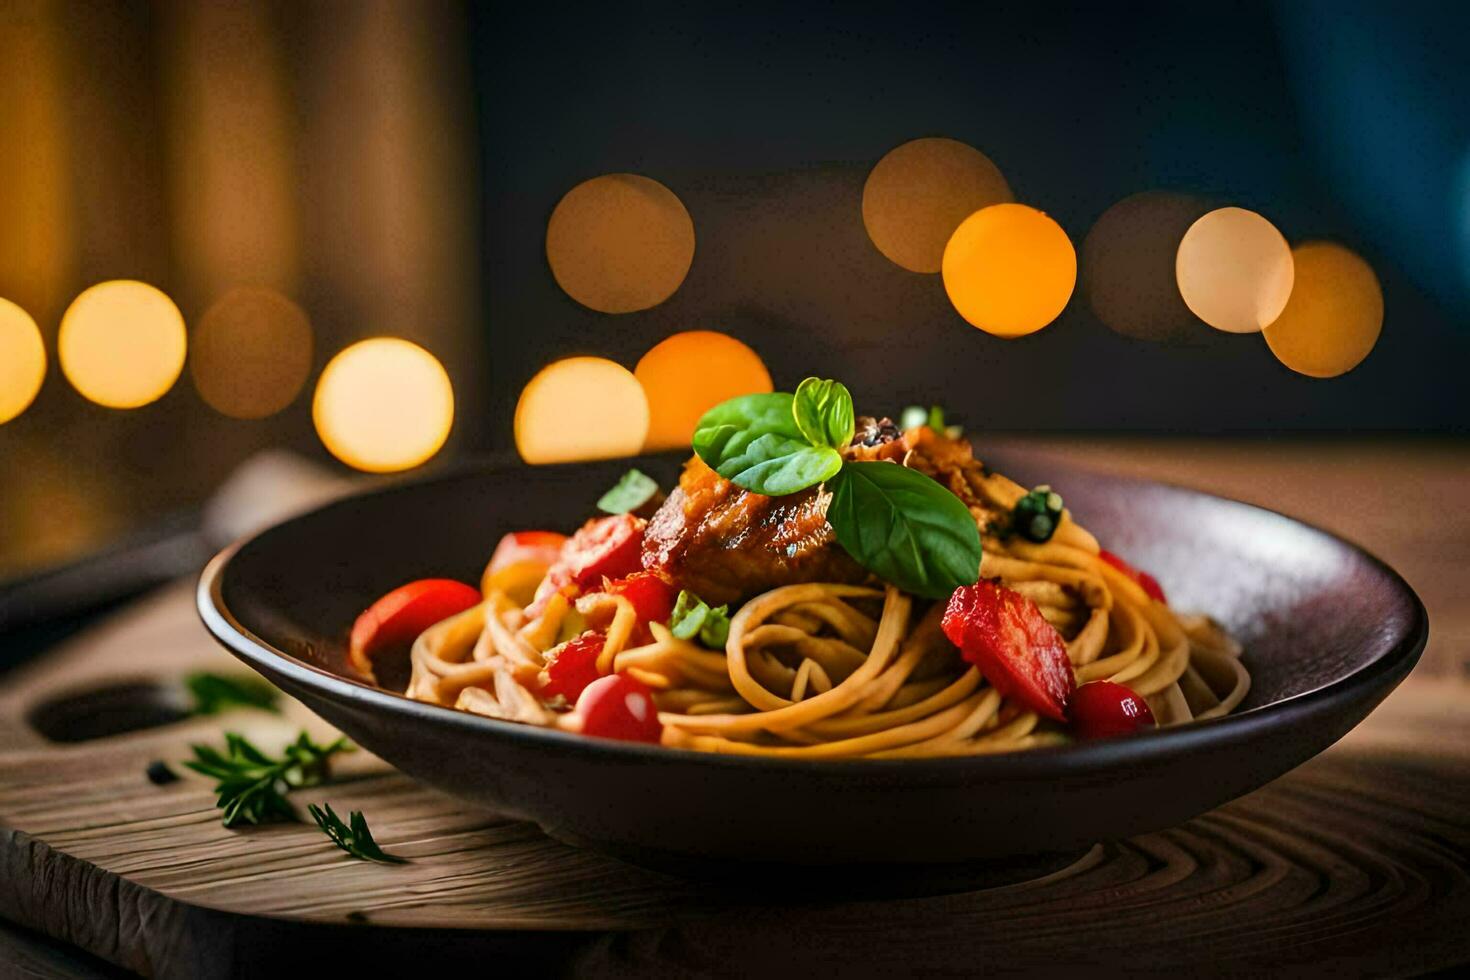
left=385, top=449, right=1249, bottom=758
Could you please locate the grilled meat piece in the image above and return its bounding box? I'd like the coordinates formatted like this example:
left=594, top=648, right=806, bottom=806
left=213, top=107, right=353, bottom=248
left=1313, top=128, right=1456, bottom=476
left=641, top=456, right=868, bottom=606
left=642, top=417, right=1000, bottom=604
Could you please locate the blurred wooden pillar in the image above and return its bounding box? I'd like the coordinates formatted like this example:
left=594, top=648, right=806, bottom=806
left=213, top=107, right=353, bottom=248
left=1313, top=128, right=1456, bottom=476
left=159, top=0, right=301, bottom=313
left=296, top=0, right=482, bottom=446
left=0, top=0, right=74, bottom=329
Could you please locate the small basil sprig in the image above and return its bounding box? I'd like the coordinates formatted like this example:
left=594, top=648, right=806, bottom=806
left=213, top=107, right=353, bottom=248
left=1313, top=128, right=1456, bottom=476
left=692, top=392, right=843, bottom=495
left=692, top=378, right=981, bottom=599
left=793, top=377, right=855, bottom=451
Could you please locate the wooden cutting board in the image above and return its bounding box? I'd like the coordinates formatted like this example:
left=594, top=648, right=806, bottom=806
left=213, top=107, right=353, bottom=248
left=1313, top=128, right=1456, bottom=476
left=1, top=580, right=1468, bottom=979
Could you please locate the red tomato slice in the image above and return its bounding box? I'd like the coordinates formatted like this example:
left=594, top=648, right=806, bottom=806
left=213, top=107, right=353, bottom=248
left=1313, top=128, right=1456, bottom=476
left=603, top=571, right=677, bottom=644
left=563, top=514, right=646, bottom=588
left=941, top=581, right=1075, bottom=722
left=526, top=515, right=647, bottom=617
left=349, top=579, right=481, bottom=677
left=575, top=673, right=663, bottom=743
left=539, top=630, right=607, bottom=703
left=1098, top=549, right=1167, bottom=603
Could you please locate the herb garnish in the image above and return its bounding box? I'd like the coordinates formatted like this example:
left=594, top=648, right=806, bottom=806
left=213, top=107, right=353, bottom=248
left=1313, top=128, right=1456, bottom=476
left=308, top=803, right=407, bottom=864
left=899, top=403, right=964, bottom=439
left=1013, top=485, right=1065, bottom=543
left=596, top=468, right=660, bottom=514
left=184, top=731, right=350, bottom=827
left=692, top=392, right=844, bottom=495
left=669, top=590, right=732, bottom=649
left=186, top=671, right=281, bottom=716
left=692, top=378, right=982, bottom=599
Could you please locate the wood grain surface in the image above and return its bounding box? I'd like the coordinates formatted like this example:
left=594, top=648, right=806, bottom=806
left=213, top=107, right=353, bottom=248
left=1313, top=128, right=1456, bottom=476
left=0, top=442, right=1467, bottom=978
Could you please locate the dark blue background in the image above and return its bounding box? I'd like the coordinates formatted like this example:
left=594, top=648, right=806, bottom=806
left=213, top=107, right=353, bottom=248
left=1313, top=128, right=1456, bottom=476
left=470, top=0, right=1470, bottom=440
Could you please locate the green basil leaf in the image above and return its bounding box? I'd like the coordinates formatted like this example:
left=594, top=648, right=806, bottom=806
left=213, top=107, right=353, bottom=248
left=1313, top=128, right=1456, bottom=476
left=693, top=392, right=842, bottom=495
left=596, top=468, right=659, bottom=514
left=825, top=461, right=982, bottom=599
left=793, top=377, right=856, bottom=450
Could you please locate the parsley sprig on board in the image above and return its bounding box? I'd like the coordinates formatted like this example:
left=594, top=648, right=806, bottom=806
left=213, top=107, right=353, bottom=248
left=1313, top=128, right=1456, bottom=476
left=185, top=671, right=281, bottom=716
left=308, top=803, right=407, bottom=864
left=183, top=732, right=350, bottom=827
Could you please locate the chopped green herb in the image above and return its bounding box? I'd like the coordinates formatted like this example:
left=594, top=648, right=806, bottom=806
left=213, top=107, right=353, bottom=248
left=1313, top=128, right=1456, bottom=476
left=186, top=671, right=281, bottom=716
left=596, top=468, right=660, bottom=515
left=1012, top=485, right=1065, bottom=543
left=308, top=803, right=407, bottom=864
left=183, top=731, right=351, bottom=827
left=669, top=590, right=732, bottom=649
left=899, top=404, right=947, bottom=432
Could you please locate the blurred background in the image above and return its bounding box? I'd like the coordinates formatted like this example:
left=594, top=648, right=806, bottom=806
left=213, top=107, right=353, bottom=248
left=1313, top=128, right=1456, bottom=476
left=2, top=0, right=1468, bottom=655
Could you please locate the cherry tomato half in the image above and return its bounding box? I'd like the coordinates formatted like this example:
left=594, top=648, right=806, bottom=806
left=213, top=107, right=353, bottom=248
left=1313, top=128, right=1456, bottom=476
left=574, top=673, right=663, bottom=743
left=604, top=571, right=678, bottom=644
left=349, top=579, right=482, bottom=677
left=942, top=581, right=1075, bottom=722
left=540, top=630, right=607, bottom=702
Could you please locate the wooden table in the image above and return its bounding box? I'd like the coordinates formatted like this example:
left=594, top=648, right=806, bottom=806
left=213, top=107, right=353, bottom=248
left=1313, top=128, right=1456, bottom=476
left=1, top=441, right=1467, bottom=978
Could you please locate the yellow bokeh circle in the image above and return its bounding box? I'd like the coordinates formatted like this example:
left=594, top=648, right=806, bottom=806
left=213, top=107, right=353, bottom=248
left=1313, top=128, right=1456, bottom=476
left=1175, top=207, right=1294, bottom=334
left=941, top=203, right=1077, bottom=338
left=515, top=357, right=649, bottom=464
left=546, top=174, right=695, bottom=314
left=863, top=137, right=1013, bottom=274
left=0, top=298, right=47, bottom=424
left=313, top=338, right=454, bottom=473
left=191, top=286, right=314, bottom=419
left=59, top=280, right=187, bottom=408
left=635, top=331, right=772, bottom=450
left=1263, top=242, right=1383, bottom=378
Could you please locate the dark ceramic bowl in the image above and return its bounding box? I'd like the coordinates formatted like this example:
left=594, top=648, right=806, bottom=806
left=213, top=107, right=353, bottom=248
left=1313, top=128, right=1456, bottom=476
left=197, top=450, right=1426, bottom=869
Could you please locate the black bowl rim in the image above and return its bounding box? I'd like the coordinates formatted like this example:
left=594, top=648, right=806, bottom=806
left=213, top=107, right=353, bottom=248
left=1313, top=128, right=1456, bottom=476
left=196, top=454, right=1428, bottom=780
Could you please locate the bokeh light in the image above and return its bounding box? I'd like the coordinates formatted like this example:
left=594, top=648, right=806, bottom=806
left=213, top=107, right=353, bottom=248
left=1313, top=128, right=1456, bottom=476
left=313, top=338, right=454, bottom=473
left=545, top=174, right=695, bottom=314
left=1263, top=242, right=1383, bottom=378
left=863, top=137, right=1013, bottom=274
left=635, top=330, right=772, bottom=450
left=191, top=286, right=313, bottom=419
left=515, top=357, right=649, bottom=464
left=58, top=280, right=187, bottom=408
left=1080, top=191, right=1212, bottom=342
left=0, top=298, right=46, bottom=424
left=941, top=203, right=1076, bottom=338
left=1175, top=207, right=1294, bottom=334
